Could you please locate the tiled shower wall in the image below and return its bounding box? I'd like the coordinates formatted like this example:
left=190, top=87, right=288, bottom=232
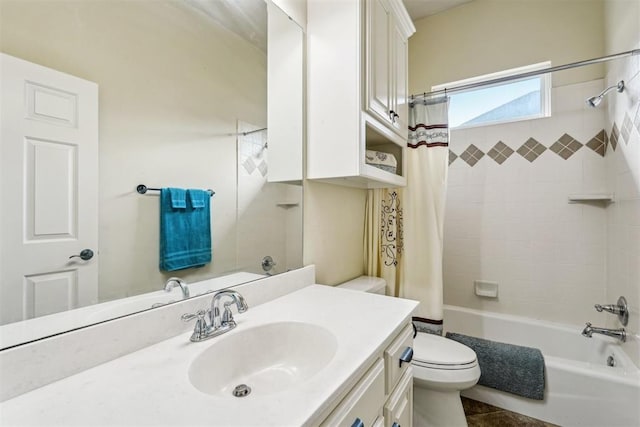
left=604, top=51, right=640, bottom=365
left=444, top=79, right=609, bottom=325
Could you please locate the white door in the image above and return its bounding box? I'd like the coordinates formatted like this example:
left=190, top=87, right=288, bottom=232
left=0, top=53, right=99, bottom=325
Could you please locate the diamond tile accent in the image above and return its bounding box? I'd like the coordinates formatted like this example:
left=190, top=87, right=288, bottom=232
left=585, top=129, right=607, bottom=157
left=487, top=141, right=514, bottom=164
left=610, top=122, right=619, bottom=151
left=516, top=138, right=546, bottom=162
left=460, top=144, right=485, bottom=167
left=242, top=157, right=256, bottom=174
left=257, top=160, right=268, bottom=177
left=549, top=133, right=583, bottom=160
left=621, top=113, right=633, bottom=144
left=449, top=150, right=458, bottom=165
left=634, top=103, right=640, bottom=135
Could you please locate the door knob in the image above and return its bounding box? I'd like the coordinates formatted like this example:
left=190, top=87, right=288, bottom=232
left=69, top=249, right=94, bottom=261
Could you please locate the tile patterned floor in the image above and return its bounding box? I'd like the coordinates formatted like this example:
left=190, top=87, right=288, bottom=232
left=463, top=397, right=560, bottom=427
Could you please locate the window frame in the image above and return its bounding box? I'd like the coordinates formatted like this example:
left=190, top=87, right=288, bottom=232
left=433, top=61, right=552, bottom=130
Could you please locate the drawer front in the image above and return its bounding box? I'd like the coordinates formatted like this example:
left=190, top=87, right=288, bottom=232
left=321, top=358, right=385, bottom=427
left=384, top=324, right=413, bottom=394
left=383, top=368, right=413, bottom=427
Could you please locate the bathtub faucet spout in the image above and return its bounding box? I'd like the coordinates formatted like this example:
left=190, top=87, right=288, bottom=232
left=581, top=322, right=626, bottom=342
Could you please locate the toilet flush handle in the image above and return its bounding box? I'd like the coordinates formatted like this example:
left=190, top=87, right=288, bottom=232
left=399, top=346, right=413, bottom=367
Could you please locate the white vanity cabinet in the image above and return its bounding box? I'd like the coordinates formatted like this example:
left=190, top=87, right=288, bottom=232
left=306, top=0, right=415, bottom=189
left=321, top=323, right=414, bottom=427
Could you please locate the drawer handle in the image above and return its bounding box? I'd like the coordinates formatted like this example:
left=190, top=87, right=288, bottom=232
left=392, top=423, right=401, bottom=427
left=351, top=417, right=365, bottom=427
left=399, top=346, right=413, bottom=367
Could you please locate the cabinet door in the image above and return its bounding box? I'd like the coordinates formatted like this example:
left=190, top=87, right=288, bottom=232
left=321, top=359, right=386, bottom=427
left=391, top=22, right=408, bottom=139
left=384, top=368, right=413, bottom=427
left=366, top=0, right=392, bottom=125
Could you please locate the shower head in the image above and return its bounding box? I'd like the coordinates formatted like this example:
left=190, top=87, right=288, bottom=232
left=586, top=80, right=624, bottom=107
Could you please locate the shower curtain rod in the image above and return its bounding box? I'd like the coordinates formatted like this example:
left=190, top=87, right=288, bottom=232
left=410, top=49, right=640, bottom=102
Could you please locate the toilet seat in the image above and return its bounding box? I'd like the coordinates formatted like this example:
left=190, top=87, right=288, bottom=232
left=412, top=332, right=478, bottom=370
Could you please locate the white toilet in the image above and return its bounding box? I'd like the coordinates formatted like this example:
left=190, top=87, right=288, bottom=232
left=337, top=276, right=481, bottom=427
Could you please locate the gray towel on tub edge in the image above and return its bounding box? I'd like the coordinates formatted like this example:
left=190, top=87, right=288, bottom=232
left=445, top=332, right=545, bottom=400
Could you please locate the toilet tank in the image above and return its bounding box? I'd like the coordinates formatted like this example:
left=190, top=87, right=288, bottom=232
left=336, top=276, right=386, bottom=295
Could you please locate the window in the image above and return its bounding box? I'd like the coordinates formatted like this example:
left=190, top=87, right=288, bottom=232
left=433, top=62, right=551, bottom=129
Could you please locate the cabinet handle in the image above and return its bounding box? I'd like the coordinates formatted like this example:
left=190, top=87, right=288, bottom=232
left=392, top=423, right=401, bottom=427
left=351, top=418, right=365, bottom=427
left=389, top=110, right=396, bottom=122
left=399, top=346, right=413, bottom=367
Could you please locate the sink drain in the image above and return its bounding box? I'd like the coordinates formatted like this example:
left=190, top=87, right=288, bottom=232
left=232, top=384, right=251, bottom=397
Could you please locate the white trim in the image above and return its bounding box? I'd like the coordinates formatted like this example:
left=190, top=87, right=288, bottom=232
left=433, top=62, right=552, bottom=129
left=432, top=61, right=551, bottom=91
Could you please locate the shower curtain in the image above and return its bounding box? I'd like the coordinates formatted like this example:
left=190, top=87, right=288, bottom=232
left=364, top=188, right=403, bottom=297
left=401, top=96, right=450, bottom=334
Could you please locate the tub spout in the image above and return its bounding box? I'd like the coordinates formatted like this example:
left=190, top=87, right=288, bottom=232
left=582, top=322, right=626, bottom=342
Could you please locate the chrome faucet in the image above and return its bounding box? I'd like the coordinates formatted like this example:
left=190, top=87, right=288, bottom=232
left=181, top=290, right=248, bottom=342
left=164, top=277, right=189, bottom=299
left=581, top=322, right=626, bottom=342
left=210, top=289, right=249, bottom=329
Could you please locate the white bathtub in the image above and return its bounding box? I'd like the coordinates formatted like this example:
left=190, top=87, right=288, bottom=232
left=443, top=305, right=640, bottom=427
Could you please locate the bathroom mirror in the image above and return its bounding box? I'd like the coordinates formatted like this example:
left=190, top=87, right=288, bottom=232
left=0, top=0, right=304, bottom=349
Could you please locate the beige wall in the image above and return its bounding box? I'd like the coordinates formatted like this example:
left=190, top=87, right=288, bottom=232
left=0, top=1, right=267, bottom=300
left=604, top=0, right=640, bottom=55
left=409, top=0, right=605, bottom=93
left=303, top=181, right=366, bottom=285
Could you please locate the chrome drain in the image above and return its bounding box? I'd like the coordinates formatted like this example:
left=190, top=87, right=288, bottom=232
left=232, top=384, right=251, bottom=397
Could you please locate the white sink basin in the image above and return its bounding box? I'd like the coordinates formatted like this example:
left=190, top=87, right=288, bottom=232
left=188, top=321, right=337, bottom=398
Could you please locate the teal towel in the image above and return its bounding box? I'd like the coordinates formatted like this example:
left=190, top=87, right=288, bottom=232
left=446, top=332, right=545, bottom=400
left=188, top=188, right=206, bottom=209
left=168, top=188, right=186, bottom=209
left=160, top=188, right=212, bottom=271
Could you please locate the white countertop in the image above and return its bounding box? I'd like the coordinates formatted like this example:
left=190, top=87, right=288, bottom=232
left=0, top=285, right=417, bottom=426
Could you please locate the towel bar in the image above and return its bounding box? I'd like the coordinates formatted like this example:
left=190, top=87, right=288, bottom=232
left=136, top=184, right=215, bottom=197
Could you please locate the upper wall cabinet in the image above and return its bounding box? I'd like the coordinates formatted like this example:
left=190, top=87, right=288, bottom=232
left=307, top=0, right=415, bottom=188
left=366, top=0, right=411, bottom=138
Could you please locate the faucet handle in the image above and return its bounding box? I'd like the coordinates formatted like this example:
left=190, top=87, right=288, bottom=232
left=594, top=296, right=629, bottom=326
left=221, top=302, right=237, bottom=326
left=182, top=310, right=210, bottom=342
left=181, top=309, right=207, bottom=323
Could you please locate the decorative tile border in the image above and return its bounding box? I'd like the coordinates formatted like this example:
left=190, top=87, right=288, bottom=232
left=487, top=141, right=513, bottom=164
left=585, top=130, right=607, bottom=157
left=610, top=123, right=619, bottom=151
left=621, top=113, right=633, bottom=145
left=516, top=138, right=546, bottom=162
left=450, top=129, right=611, bottom=166
left=460, top=144, right=484, bottom=166
left=549, top=133, right=583, bottom=159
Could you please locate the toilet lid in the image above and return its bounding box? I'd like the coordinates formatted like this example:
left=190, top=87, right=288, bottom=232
left=412, top=333, right=477, bottom=368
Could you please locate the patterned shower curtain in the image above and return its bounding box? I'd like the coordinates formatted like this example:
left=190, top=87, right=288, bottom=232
left=401, top=96, right=450, bottom=335
left=364, top=188, right=403, bottom=297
